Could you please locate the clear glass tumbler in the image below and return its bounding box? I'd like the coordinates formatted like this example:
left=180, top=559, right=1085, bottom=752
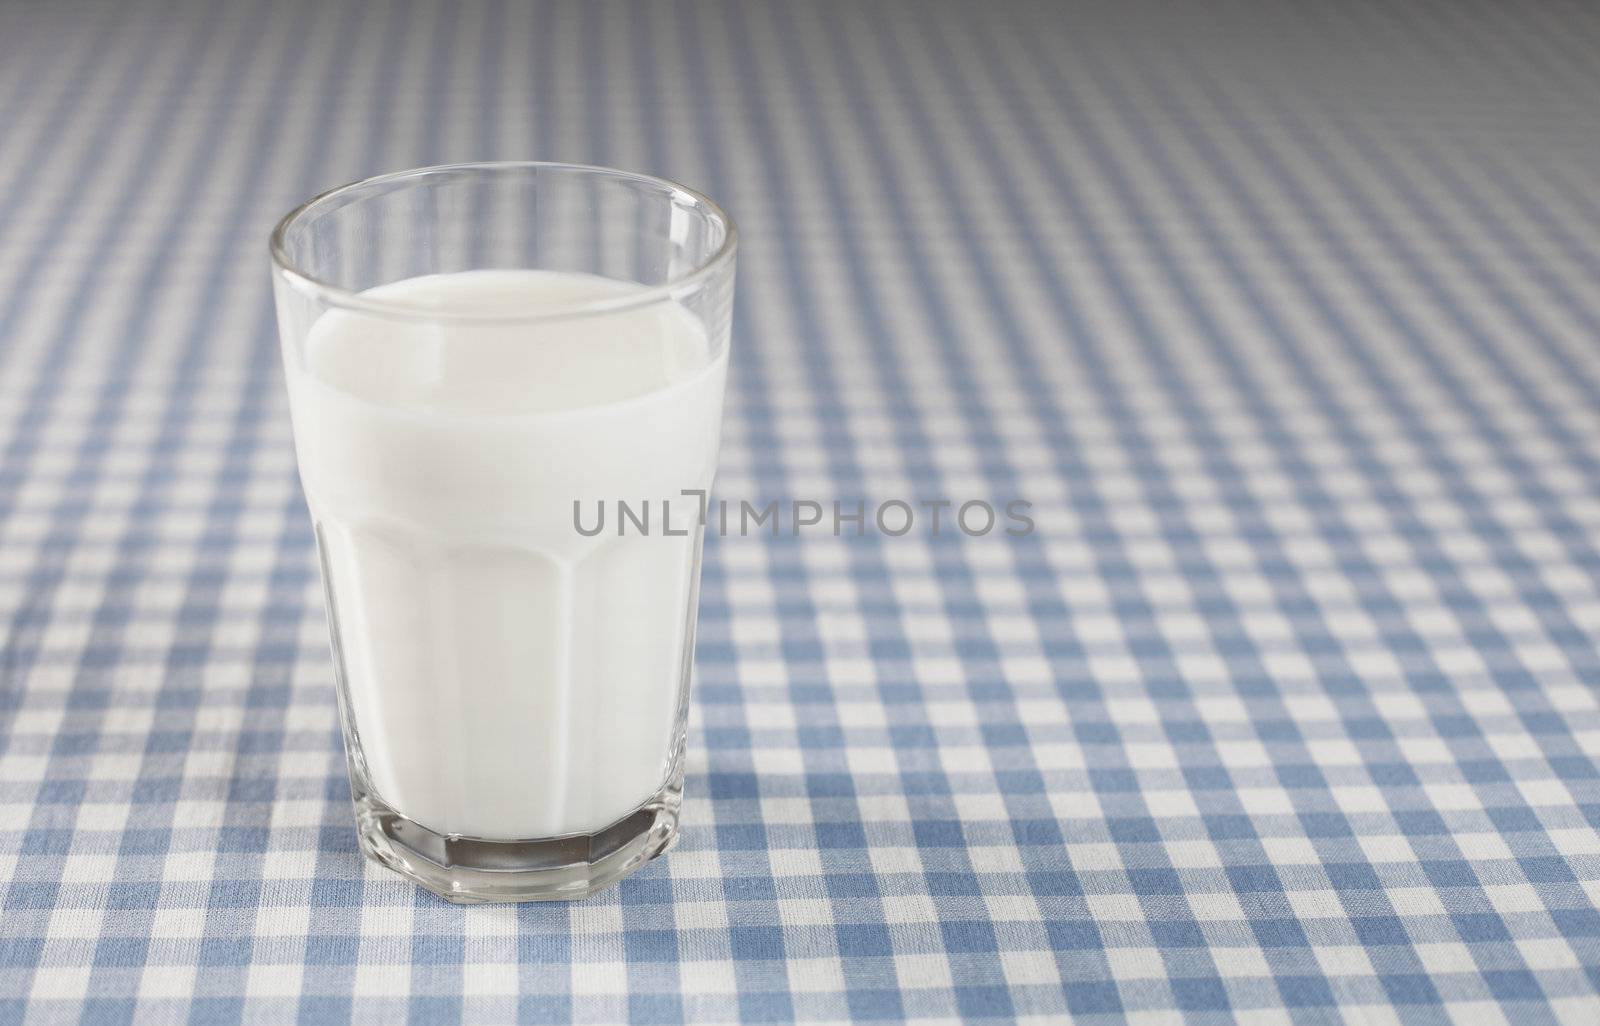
left=269, top=163, right=735, bottom=902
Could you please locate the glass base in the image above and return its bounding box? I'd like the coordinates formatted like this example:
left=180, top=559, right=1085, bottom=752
left=352, top=785, right=681, bottom=903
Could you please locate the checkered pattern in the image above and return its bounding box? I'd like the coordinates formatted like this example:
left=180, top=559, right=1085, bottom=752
left=2, top=0, right=1599, bottom=1022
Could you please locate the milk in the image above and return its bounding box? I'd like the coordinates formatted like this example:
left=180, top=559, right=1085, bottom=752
left=283, top=270, right=727, bottom=840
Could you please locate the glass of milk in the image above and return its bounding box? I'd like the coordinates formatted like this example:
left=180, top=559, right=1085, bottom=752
left=269, top=163, right=735, bottom=902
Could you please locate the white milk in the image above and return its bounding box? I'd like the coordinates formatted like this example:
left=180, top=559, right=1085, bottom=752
left=283, top=270, right=727, bottom=840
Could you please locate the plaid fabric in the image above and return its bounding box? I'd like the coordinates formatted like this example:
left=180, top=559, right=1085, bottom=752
left=3, top=0, right=1600, bottom=1022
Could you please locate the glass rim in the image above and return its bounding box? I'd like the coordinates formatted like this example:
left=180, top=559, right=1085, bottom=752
left=268, top=160, right=738, bottom=324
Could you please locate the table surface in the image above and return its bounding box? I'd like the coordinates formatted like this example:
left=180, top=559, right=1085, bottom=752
left=4, top=0, right=1600, bottom=1023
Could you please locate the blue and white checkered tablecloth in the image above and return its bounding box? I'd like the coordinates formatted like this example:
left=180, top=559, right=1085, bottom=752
left=4, top=0, right=1600, bottom=1022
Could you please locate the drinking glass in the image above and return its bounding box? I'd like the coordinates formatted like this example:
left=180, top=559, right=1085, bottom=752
left=270, top=163, right=736, bottom=901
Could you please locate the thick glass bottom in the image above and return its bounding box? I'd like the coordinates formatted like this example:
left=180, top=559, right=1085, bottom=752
left=352, top=784, right=681, bottom=903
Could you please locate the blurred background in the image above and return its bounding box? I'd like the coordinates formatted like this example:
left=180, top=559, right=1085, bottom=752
left=3, top=0, right=1600, bottom=1022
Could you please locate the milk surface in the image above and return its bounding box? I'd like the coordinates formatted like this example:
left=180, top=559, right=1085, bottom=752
left=284, top=270, right=727, bottom=840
